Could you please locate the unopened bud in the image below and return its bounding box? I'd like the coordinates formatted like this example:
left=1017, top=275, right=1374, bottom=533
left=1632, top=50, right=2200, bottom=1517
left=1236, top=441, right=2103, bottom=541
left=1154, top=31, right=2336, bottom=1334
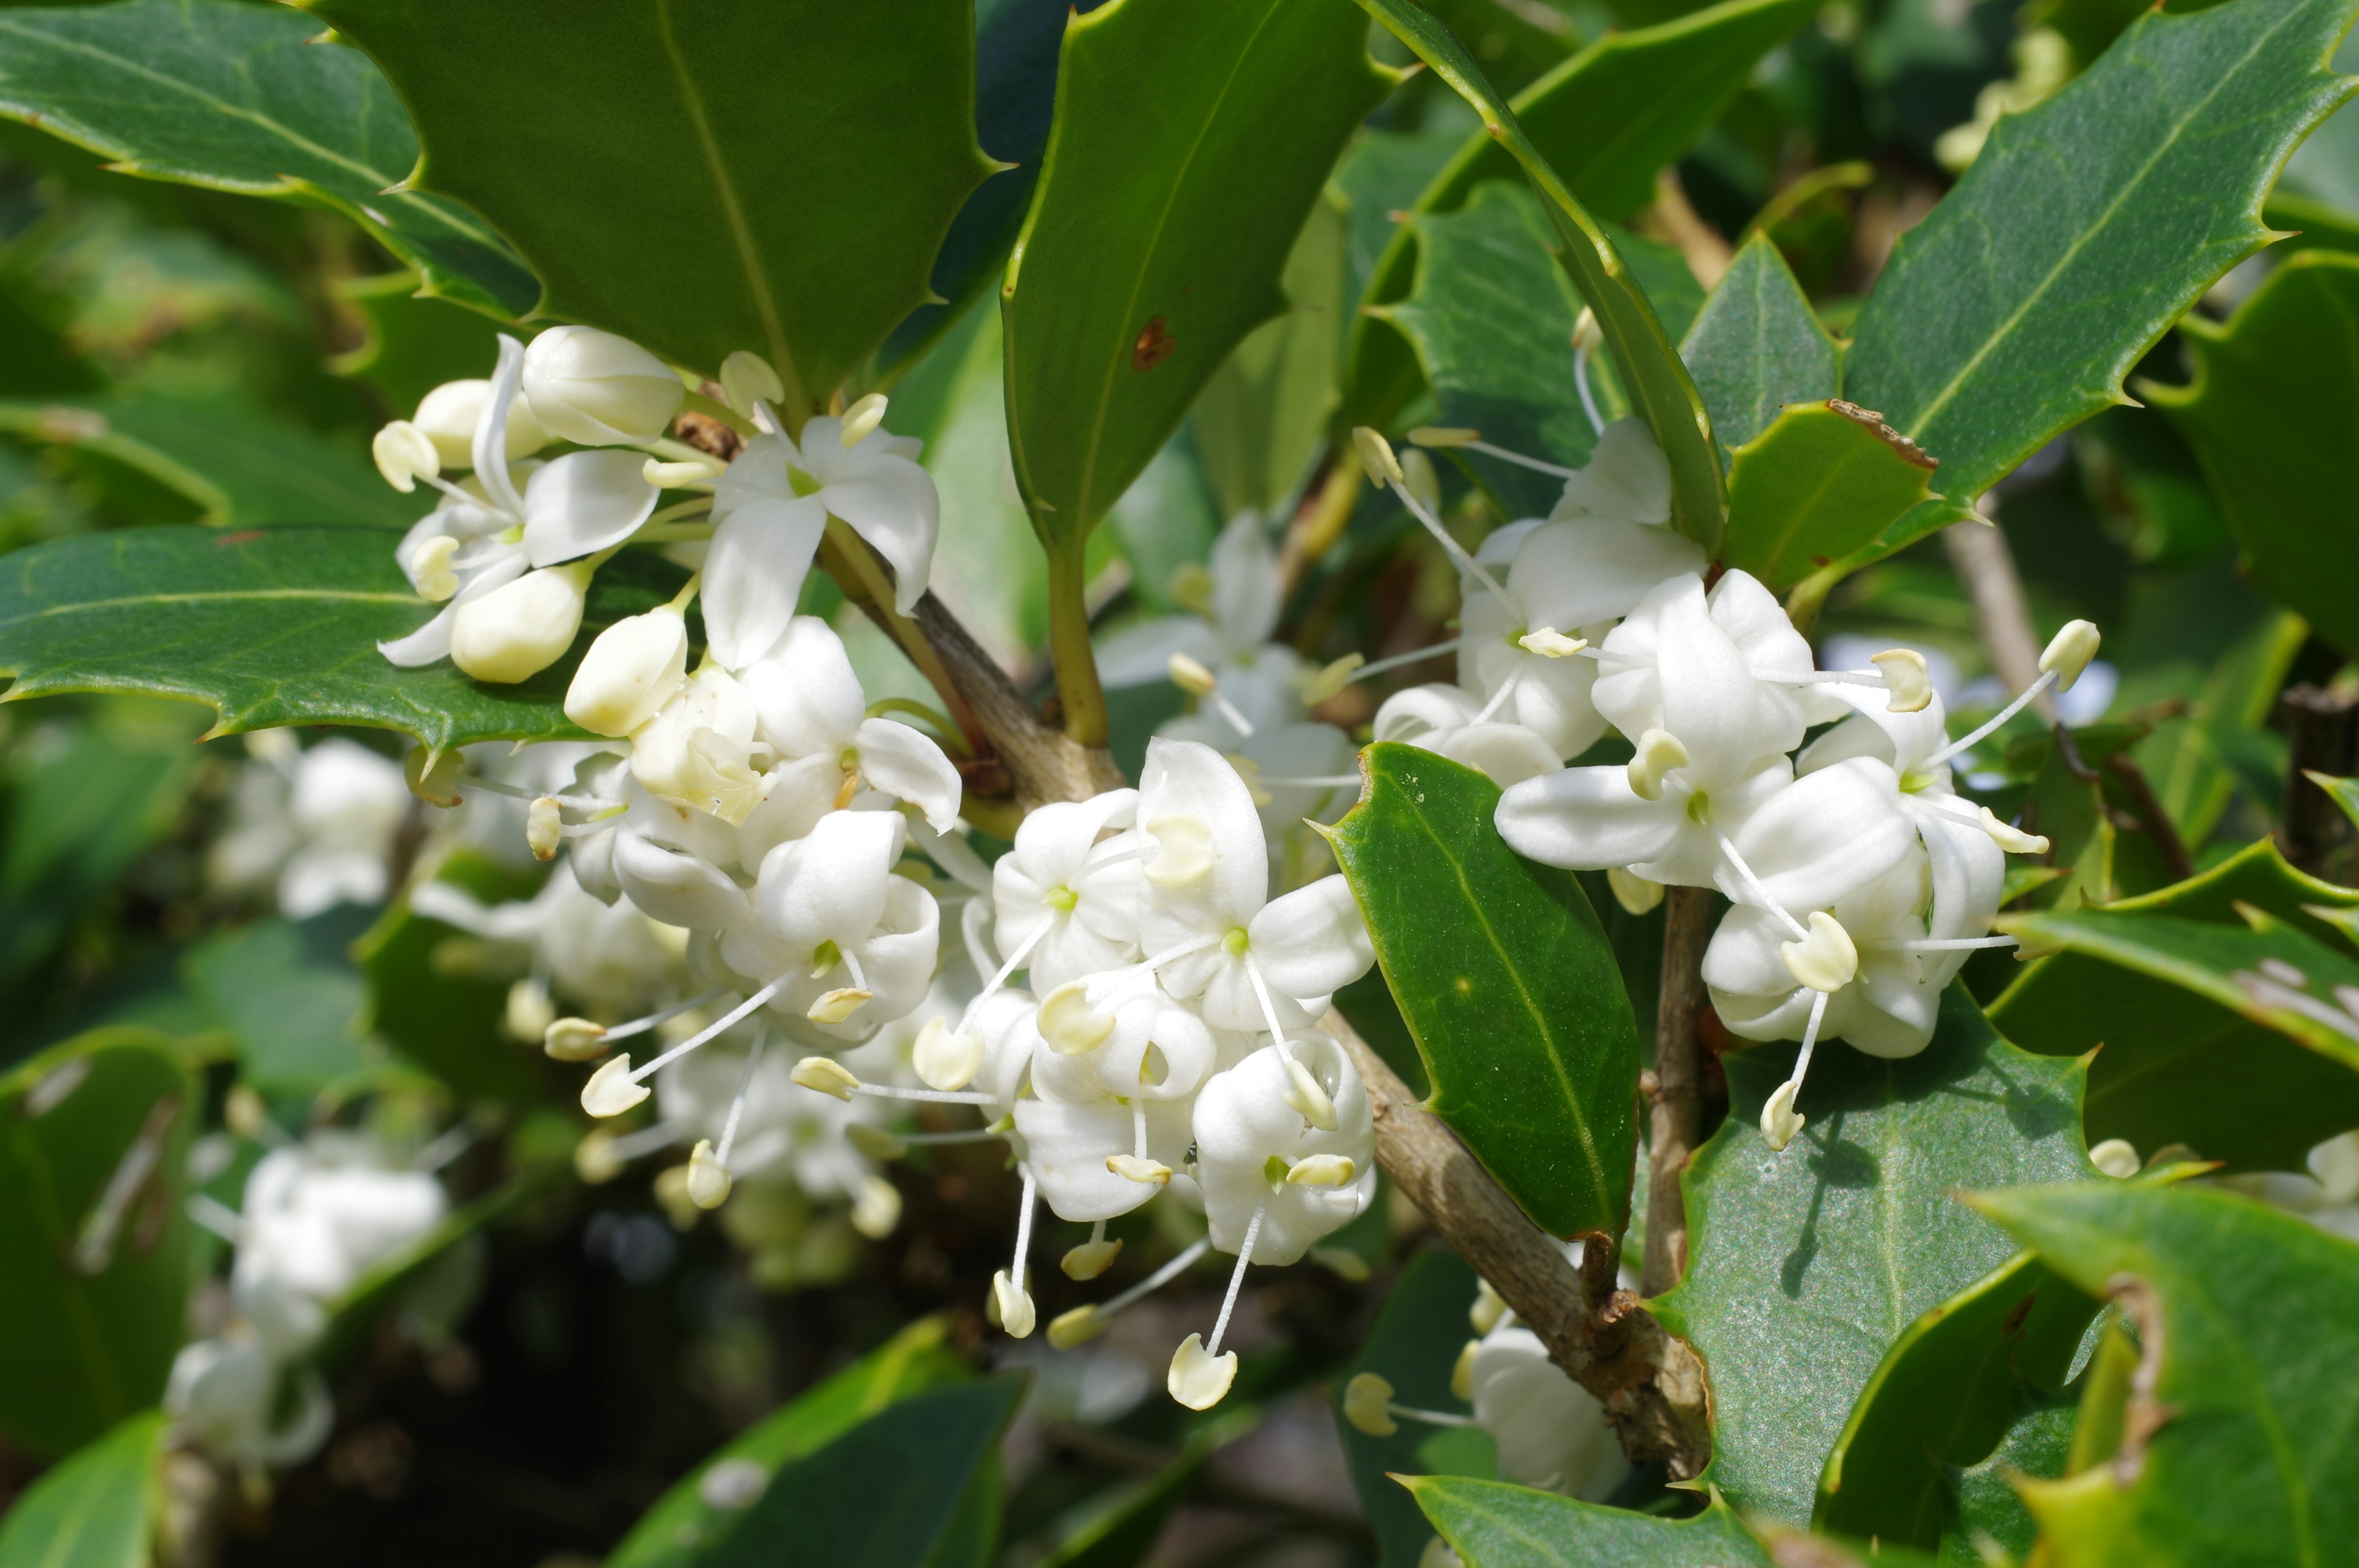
left=719, top=351, right=783, bottom=419
left=1167, top=652, right=1219, bottom=697
left=1781, top=911, right=1858, bottom=993
left=1626, top=728, right=1689, bottom=802
left=1106, top=1153, right=1172, bottom=1185
left=574, top=1129, right=626, bottom=1185
left=404, top=746, right=464, bottom=808
left=2089, top=1137, right=2140, bottom=1179
left=1284, top=1057, right=1340, bottom=1133
left=2038, top=619, right=2101, bottom=693
left=1607, top=867, right=1663, bottom=916
left=408, top=534, right=461, bottom=601
left=1287, top=1153, right=1356, bottom=1187
left=1979, top=805, right=2050, bottom=855
left=582, top=1054, right=650, bottom=1118
left=790, top=1056, right=860, bottom=1101
left=1351, top=426, right=1406, bottom=488
left=526, top=795, right=563, bottom=860
left=450, top=563, right=592, bottom=684
left=992, top=1270, right=1036, bottom=1338
left=1517, top=628, right=1587, bottom=658
left=372, top=420, right=439, bottom=492
left=1040, top=981, right=1116, bottom=1056
left=845, top=1124, right=907, bottom=1161
left=913, top=1016, right=984, bottom=1091
left=1342, top=1372, right=1398, bottom=1437
left=1049, top=1304, right=1108, bottom=1349
left=806, top=987, right=872, bottom=1024
left=522, top=325, right=684, bottom=446
left=1061, top=1238, right=1123, bottom=1281
left=1302, top=653, right=1365, bottom=706
left=1761, top=1079, right=1805, bottom=1152
left=565, top=606, right=690, bottom=737
left=839, top=392, right=888, bottom=447
left=850, top=1173, right=901, bottom=1238
left=1871, top=649, right=1933, bottom=713
left=1168, top=1333, right=1237, bottom=1410
left=1400, top=447, right=1442, bottom=517
left=686, top=1139, right=733, bottom=1209
left=414, top=378, right=549, bottom=467
left=544, top=1017, right=608, bottom=1061
left=1407, top=426, right=1479, bottom=449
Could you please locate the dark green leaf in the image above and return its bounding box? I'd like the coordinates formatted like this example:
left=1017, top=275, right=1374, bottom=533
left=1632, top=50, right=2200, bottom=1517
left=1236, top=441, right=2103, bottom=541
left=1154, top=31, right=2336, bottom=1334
left=1967, top=1182, right=2359, bottom=1565
left=331, top=271, right=506, bottom=413
left=1989, top=838, right=2359, bottom=1171
left=1650, top=986, right=2094, bottom=1526
left=1416, top=0, right=1579, bottom=96
left=0, top=1028, right=194, bottom=1456
left=1719, top=401, right=1944, bottom=591
left=1330, top=744, right=1639, bottom=1239
left=354, top=852, right=543, bottom=1104
left=307, top=0, right=993, bottom=415
left=184, top=908, right=372, bottom=1094
left=1407, top=1480, right=1773, bottom=1567
left=1003, top=0, right=1395, bottom=540
left=0, top=0, right=533, bottom=317
left=0, top=1410, right=164, bottom=1568
left=0, top=526, right=689, bottom=750
left=1844, top=0, right=2359, bottom=501
left=1038, top=1408, right=1256, bottom=1568
left=703, top=1375, right=1026, bottom=1568
left=1678, top=231, right=1840, bottom=453
left=2146, top=249, right=2359, bottom=657
left=606, top=1316, right=972, bottom=1568
left=1337, top=1250, right=1495, bottom=1567
left=1348, top=0, right=1729, bottom=547
left=0, top=395, right=424, bottom=530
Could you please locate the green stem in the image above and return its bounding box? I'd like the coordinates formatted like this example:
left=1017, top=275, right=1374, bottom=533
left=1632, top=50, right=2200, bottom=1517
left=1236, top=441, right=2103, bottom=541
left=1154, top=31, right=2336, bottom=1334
left=680, top=389, right=757, bottom=438
left=868, top=697, right=972, bottom=761
left=1046, top=540, right=1109, bottom=748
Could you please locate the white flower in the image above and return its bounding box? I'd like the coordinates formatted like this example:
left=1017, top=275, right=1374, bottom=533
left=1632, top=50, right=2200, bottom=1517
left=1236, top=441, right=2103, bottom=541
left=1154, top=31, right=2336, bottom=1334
left=1546, top=416, right=1672, bottom=524
left=706, top=405, right=938, bottom=665
left=1098, top=514, right=1310, bottom=744
left=741, top=617, right=963, bottom=833
left=627, top=664, right=762, bottom=819
left=521, top=325, right=685, bottom=447
left=209, top=733, right=409, bottom=918
left=410, top=859, right=685, bottom=1015
left=409, top=375, right=549, bottom=469
left=1466, top=1322, right=1624, bottom=1497
left=165, top=1335, right=334, bottom=1469
left=1191, top=1034, right=1376, bottom=1265
left=657, top=1033, right=893, bottom=1203
left=230, top=1133, right=447, bottom=1354
left=991, top=789, right=1146, bottom=996
left=1372, top=685, right=1563, bottom=789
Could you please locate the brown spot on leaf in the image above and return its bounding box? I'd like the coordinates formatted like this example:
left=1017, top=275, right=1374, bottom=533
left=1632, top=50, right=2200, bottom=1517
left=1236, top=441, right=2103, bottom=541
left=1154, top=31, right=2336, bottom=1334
left=1829, top=399, right=1938, bottom=469
left=2002, top=1290, right=2038, bottom=1336
left=1131, top=316, right=1176, bottom=372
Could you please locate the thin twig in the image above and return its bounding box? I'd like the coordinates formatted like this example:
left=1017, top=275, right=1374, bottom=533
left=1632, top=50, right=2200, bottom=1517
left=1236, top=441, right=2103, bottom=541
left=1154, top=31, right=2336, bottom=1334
left=1942, top=505, right=2054, bottom=722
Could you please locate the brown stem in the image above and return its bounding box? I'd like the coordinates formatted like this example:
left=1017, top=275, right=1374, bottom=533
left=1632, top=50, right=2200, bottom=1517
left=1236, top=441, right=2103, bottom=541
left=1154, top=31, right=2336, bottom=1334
left=1643, top=885, right=1713, bottom=1298
left=2101, top=749, right=2194, bottom=883
left=1321, top=1008, right=1712, bottom=1479
left=1942, top=507, right=2054, bottom=722
left=2280, top=684, right=2359, bottom=875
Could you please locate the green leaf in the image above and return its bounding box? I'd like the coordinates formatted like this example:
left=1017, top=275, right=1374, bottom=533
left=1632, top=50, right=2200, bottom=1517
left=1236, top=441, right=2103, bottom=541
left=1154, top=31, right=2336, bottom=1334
left=1337, top=1250, right=1495, bottom=1568
left=0, top=1028, right=194, bottom=1456
left=1002, top=0, right=1395, bottom=540
left=606, top=1316, right=972, bottom=1568
left=0, top=395, right=424, bottom=530
left=1345, top=0, right=1815, bottom=434
left=2313, top=770, right=2359, bottom=830
left=1329, top=744, right=1639, bottom=1239
left=306, top=0, right=992, bottom=413
left=330, top=271, right=505, bottom=413
left=1677, top=231, right=1840, bottom=454
left=0, top=526, right=689, bottom=750
left=1348, top=0, right=1731, bottom=547
left=1407, top=1480, right=1774, bottom=1568
left=1988, top=838, right=2359, bottom=1172
left=184, top=908, right=373, bottom=1094
left=353, top=851, right=545, bottom=1104
left=1843, top=0, right=2359, bottom=502
left=702, top=1375, right=1026, bottom=1568
left=0, top=0, right=533, bottom=318
left=1966, top=1182, right=2359, bottom=1566
left=2146, top=249, right=2359, bottom=657
left=1719, top=401, right=1945, bottom=592
left=1650, top=986, right=2094, bottom=1526
left=1038, top=1408, right=1257, bottom=1568
left=0, top=1410, right=165, bottom=1568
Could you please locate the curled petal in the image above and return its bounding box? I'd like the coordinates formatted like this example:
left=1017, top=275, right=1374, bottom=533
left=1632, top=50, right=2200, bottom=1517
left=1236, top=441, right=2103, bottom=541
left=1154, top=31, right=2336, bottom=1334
left=702, top=497, right=826, bottom=669
left=521, top=448, right=660, bottom=566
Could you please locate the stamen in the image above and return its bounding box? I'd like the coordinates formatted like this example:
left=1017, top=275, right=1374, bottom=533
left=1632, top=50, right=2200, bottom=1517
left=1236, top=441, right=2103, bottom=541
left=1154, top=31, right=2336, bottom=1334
left=1712, top=832, right=1810, bottom=942
left=1573, top=340, right=1605, bottom=437
left=411, top=1125, right=474, bottom=1173
left=1877, top=935, right=2021, bottom=952
left=1464, top=438, right=1581, bottom=479
left=1353, top=638, right=1463, bottom=681
left=714, top=1031, right=767, bottom=1170
left=960, top=919, right=1048, bottom=1033
left=187, top=1193, right=248, bottom=1243
left=1921, top=671, right=2060, bottom=771
left=623, top=977, right=794, bottom=1085
left=1113, top=1236, right=1211, bottom=1315
left=1051, top=1236, right=1210, bottom=1346
left=1391, top=480, right=1514, bottom=606
left=604, top=988, right=727, bottom=1045
left=1207, top=1206, right=1264, bottom=1360
left=1469, top=668, right=1522, bottom=725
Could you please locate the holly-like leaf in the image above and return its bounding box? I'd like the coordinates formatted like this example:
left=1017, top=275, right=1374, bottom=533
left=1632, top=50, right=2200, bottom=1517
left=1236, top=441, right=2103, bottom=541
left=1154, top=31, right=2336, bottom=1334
left=1348, top=0, right=1728, bottom=548
left=0, top=396, right=424, bottom=531
left=1719, top=401, right=1945, bottom=591
left=1968, top=1182, right=2359, bottom=1566
left=2314, top=770, right=2359, bottom=830
left=1336, top=1250, right=1495, bottom=1567
left=1329, top=744, right=1640, bottom=1240
left=0, top=1410, right=165, bottom=1568
left=1678, top=232, right=1841, bottom=454
left=1988, top=838, right=2359, bottom=1172
left=1650, top=987, right=2094, bottom=1527
left=1406, top=1480, right=1774, bottom=1567
left=1003, top=0, right=1395, bottom=543
left=0, top=0, right=534, bottom=318
left=606, top=1317, right=972, bottom=1568
left=0, top=526, right=689, bottom=751
left=1844, top=0, right=2359, bottom=501
left=0, top=1029, right=194, bottom=1457
left=305, top=0, right=993, bottom=415
left=2145, top=249, right=2359, bottom=657
left=1344, top=0, right=1815, bottom=433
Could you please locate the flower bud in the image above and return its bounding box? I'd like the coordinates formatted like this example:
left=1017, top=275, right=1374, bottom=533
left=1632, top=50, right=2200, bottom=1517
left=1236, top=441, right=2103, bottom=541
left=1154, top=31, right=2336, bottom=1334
left=522, top=326, right=684, bottom=446
left=2038, top=618, right=2102, bottom=692
left=992, top=1270, right=1036, bottom=1338
left=582, top=1054, right=650, bottom=1117
left=1060, top=1238, right=1123, bottom=1281
left=526, top=795, right=563, bottom=860
left=450, top=563, right=592, bottom=684
left=372, top=420, right=440, bottom=492
left=565, top=606, right=689, bottom=737
left=1780, top=911, right=1858, bottom=993
left=413, top=378, right=549, bottom=468
left=404, top=746, right=464, bottom=808
left=1048, top=1304, right=1107, bottom=1350
left=544, top=1017, right=608, bottom=1061
left=719, top=351, right=784, bottom=418
left=686, top=1139, right=733, bottom=1208
left=912, top=1016, right=983, bottom=1091
left=1342, top=1372, right=1398, bottom=1436
left=791, top=1056, right=860, bottom=1101
left=1352, top=426, right=1406, bottom=488
left=1168, top=1333, right=1237, bottom=1410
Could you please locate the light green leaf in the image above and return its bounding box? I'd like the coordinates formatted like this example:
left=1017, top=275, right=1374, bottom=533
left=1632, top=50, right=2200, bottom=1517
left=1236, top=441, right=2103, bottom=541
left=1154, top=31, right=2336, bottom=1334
left=0, top=1410, right=165, bottom=1568
left=0, top=1028, right=194, bottom=1457
left=184, top=908, right=372, bottom=1094
left=1348, top=0, right=1728, bottom=547
left=606, top=1317, right=971, bottom=1568
left=0, top=395, right=424, bottom=530
left=1989, top=838, right=2359, bottom=1172
left=2146, top=249, right=2359, bottom=657
left=306, top=0, right=993, bottom=415
left=1345, top=0, right=1816, bottom=435
left=1650, top=987, right=2094, bottom=1527
left=1719, top=400, right=1945, bottom=591
left=1329, top=744, right=1639, bottom=1239
left=1844, top=0, right=2359, bottom=501
left=2313, top=770, right=2359, bottom=830
left=0, top=0, right=533, bottom=318
left=1407, top=1480, right=1773, bottom=1567
left=0, top=526, right=689, bottom=750
left=1968, top=1182, right=2359, bottom=1566
left=1336, top=1250, right=1495, bottom=1568
left=1003, top=0, right=1395, bottom=543
left=1678, top=231, right=1840, bottom=453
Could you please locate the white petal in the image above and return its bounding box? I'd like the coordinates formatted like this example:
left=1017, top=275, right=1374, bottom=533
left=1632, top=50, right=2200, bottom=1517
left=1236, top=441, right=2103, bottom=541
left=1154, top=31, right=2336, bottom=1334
left=612, top=831, right=753, bottom=930
left=702, top=497, right=826, bottom=670
left=1094, top=615, right=1226, bottom=689
left=1249, top=876, right=1374, bottom=1003
left=824, top=451, right=939, bottom=614
left=1208, top=512, right=1282, bottom=650
left=1509, top=516, right=1705, bottom=631
left=1137, top=738, right=1269, bottom=931
left=1719, top=757, right=1914, bottom=915
left=756, top=809, right=900, bottom=953
left=378, top=603, right=460, bottom=666
left=1550, top=416, right=1670, bottom=523
left=521, top=448, right=660, bottom=566
left=853, top=717, right=963, bottom=833
left=1495, top=766, right=1684, bottom=872
left=742, top=615, right=866, bottom=754
left=1430, top=722, right=1563, bottom=789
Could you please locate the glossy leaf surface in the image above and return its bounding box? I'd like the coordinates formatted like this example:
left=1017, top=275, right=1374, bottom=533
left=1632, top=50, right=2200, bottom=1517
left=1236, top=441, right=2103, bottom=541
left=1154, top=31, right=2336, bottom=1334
left=1330, top=745, right=1639, bottom=1239
left=1719, top=401, right=1944, bottom=591
left=1651, top=987, right=2092, bottom=1526
left=307, top=0, right=992, bottom=413
left=1844, top=0, right=2359, bottom=501
left=1407, top=1480, right=1773, bottom=1567
left=1003, top=0, right=1393, bottom=539
left=0, top=527, right=688, bottom=750
left=1336, top=1250, right=1495, bottom=1567
left=0, top=1410, right=163, bottom=1568
left=1678, top=232, right=1841, bottom=454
